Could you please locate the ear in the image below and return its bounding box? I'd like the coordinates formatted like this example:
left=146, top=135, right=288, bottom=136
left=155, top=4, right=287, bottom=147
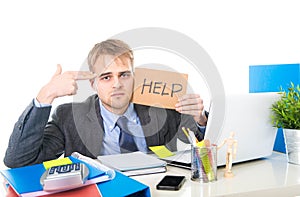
left=90, top=79, right=97, bottom=91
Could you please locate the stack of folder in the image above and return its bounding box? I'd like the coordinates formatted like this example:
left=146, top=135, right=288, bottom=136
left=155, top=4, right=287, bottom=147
left=1, top=156, right=151, bottom=197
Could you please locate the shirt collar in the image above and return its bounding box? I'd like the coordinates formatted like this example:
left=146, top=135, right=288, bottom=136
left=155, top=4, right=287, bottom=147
left=99, top=100, right=138, bottom=132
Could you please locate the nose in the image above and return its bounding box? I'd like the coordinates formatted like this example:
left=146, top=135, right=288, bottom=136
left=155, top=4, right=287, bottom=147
left=113, top=76, right=122, bottom=88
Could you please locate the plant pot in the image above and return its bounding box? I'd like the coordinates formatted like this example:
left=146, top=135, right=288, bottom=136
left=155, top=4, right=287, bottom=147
left=283, top=128, right=300, bottom=165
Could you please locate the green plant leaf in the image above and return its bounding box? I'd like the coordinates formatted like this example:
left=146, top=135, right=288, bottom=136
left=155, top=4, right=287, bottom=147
left=270, top=82, right=300, bottom=129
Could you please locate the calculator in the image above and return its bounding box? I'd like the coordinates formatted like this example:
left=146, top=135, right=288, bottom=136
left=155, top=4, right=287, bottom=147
left=40, top=163, right=89, bottom=191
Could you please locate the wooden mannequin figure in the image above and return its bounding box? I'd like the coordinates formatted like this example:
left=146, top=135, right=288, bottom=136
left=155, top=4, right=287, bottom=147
left=218, top=132, right=237, bottom=178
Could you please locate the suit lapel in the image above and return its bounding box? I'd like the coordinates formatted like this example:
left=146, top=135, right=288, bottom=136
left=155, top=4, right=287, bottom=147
left=73, top=95, right=104, bottom=158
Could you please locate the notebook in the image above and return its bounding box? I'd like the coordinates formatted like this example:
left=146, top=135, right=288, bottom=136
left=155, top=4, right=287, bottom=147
left=97, top=151, right=167, bottom=176
left=204, top=92, right=281, bottom=166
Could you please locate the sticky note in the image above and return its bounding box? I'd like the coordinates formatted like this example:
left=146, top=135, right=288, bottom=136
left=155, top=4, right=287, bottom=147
left=43, top=157, right=73, bottom=170
left=149, top=145, right=175, bottom=158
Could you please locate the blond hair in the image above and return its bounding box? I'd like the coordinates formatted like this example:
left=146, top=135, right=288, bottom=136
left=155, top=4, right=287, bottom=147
left=87, top=39, right=134, bottom=72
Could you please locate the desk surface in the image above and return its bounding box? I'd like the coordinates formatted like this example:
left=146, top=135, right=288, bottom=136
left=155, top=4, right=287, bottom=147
left=132, top=152, right=300, bottom=197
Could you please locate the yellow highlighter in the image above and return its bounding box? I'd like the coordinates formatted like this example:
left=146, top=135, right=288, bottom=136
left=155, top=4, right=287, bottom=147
left=196, top=140, right=215, bottom=181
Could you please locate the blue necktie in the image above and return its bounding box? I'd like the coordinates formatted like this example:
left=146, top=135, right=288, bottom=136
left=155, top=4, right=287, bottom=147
left=117, top=116, right=138, bottom=153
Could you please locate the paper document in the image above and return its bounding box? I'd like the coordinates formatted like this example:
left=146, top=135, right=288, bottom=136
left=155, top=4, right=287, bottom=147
left=161, top=149, right=191, bottom=169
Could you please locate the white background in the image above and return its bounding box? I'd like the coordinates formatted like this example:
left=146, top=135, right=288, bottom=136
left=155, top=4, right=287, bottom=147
left=0, top=0, right=300, bottom=183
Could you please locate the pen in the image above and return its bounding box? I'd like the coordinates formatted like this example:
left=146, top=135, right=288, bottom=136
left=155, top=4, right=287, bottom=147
left=182, top=127, right=192, bottom=144
left=187, top=128, right=199, bottom=143
left=188, top=129, right=198, bottom=147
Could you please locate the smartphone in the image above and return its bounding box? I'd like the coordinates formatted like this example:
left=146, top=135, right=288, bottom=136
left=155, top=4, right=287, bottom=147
left=156, top=175, right=186, bottom=191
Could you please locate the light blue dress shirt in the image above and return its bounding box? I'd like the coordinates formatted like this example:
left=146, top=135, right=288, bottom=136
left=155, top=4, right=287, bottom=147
left=34, top=98, right=51, bottom=108
left=99, top=101, right=148, bottom=155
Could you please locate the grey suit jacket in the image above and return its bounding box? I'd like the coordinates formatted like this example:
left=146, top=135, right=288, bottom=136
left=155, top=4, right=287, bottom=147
left=4, top=94, right=203, bottom=168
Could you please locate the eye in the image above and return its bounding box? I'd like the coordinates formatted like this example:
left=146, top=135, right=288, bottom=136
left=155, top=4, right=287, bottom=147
left=99, top=75, right=111, bottom=81
left=121, top=72, right=132, bottom=78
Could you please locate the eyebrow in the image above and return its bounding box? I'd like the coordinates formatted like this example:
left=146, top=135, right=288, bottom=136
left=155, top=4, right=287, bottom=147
left=98, top=72, right=112, bottom=78
left=98, top=70, right=132, bottom=78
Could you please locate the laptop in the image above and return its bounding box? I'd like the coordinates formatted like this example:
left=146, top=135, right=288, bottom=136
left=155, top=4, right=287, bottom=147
left=204, top=92, right=281, bottom=166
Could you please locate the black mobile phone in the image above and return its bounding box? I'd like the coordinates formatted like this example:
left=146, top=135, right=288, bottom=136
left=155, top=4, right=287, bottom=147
left=156, top=175, right=186, bottom=191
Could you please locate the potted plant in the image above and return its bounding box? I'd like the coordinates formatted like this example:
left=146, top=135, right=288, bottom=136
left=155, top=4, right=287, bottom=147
left=271, top=82, right=300, bottom=165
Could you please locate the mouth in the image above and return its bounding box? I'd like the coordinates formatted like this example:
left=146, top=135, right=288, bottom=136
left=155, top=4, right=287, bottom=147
left=111, top=92, right=125, bottom=97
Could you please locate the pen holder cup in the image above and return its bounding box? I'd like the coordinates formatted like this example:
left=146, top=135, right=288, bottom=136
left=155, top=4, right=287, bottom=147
left=191, top=145, right=217, bottom=183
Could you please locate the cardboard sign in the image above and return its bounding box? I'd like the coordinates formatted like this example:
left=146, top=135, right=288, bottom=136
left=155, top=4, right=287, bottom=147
left=132, top=67, right=188, bottom=109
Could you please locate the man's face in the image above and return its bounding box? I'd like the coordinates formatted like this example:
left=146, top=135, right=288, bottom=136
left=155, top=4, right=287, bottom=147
left=92, top=56, right=134, bottom=115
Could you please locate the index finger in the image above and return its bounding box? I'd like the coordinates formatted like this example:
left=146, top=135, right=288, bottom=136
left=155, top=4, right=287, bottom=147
left=178, top=94, right=201, bottom=101
left=72, top=71, right=97, bottom=80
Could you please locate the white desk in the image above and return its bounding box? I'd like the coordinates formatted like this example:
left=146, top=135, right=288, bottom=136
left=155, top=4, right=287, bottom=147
left=133, top=152, right=300, bottom=196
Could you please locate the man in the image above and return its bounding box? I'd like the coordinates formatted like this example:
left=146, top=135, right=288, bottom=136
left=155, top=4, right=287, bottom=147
left=4, top=39, right=208, bottom=168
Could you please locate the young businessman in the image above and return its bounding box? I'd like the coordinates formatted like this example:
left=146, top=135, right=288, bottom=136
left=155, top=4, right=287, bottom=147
left=4, top=39, right=208, bottom=168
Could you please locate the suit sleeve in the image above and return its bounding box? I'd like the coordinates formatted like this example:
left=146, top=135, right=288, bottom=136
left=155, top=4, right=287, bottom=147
left=177, top=113, right=205, bottom=143
left=3, top=100, right=65, bottom=168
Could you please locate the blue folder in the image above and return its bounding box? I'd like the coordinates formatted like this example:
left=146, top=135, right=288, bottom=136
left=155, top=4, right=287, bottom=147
left=98, top=171, right=150, bottom=197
